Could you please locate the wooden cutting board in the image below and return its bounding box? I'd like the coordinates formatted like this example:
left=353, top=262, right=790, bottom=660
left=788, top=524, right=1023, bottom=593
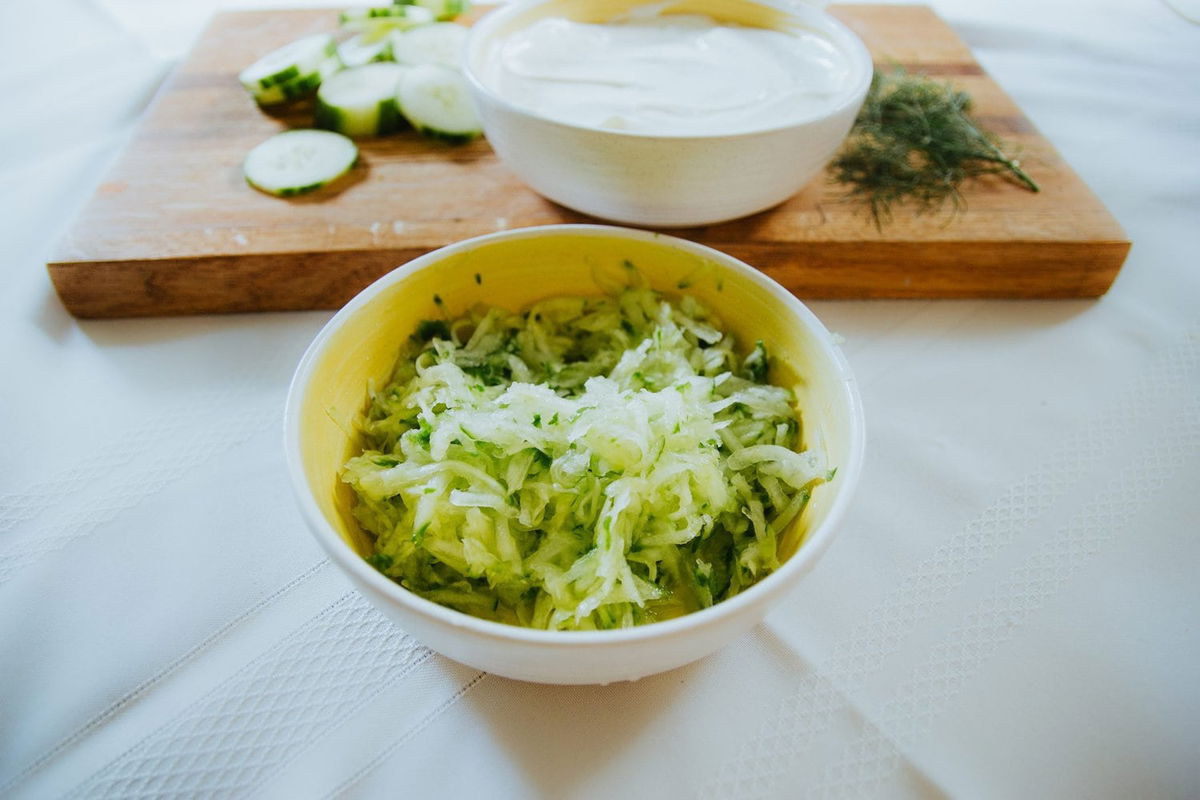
left=47, top=5, right=1130, bottom=318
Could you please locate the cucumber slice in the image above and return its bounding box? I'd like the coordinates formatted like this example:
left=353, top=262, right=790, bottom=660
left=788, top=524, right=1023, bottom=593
left=243, top=130, right=358, bottom=196
left=396, top=0, right=471, bottom=22
left=337, top=32, right=393, bottom=67
left=239, top=34, right=336, bottom=92
left=396, top=64, right=482, bottom=144
left=390, top=22, right=468, bottom=69
left=339, top=5, right=435, bottom=34
left=315, top=63, right=409, bottom=137
left=251, top=54, right=342, bottom=106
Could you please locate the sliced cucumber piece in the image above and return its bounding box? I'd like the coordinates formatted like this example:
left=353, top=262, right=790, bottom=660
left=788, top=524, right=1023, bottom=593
left=396, top=64, right=482, bottom=144
left=251, top=54, right=342, bottom=106
left=390, top=22, right=468, bottom=69
left=315, top=63, right=409, bottom=137
left=337, top=32, right=393, bottom=67
left=339, top=5, right=435, bottom=34
left=396, top=0, right=471, bottom=22
left=243, top=130, right=358, bottom=196
left=239, top=34, right=336, bottom=92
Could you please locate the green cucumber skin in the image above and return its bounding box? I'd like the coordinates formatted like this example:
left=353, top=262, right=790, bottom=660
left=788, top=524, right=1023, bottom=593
left=378, top=99, right=405, bottom=135
left=253, top=56, right=341, bottom=106
left=394, top=0, right=469, bottom=20
left=245, top=175, right=326, bottom=197
left=340, top=6, right=432, bottom=32
left=254, top=88, right=289, bottom=107
left=315, top=97, right=406, bottom=138
left=436, top=0, right=469, bottom=20
left=255, top=72, right=323, bottom=105
left=278, top=182, right=324, bottom=197
left=253, top=64, right=299, bottom=90
left=244, top=38, right=336, bottom=90
left=280, top=72, right=324, bottom=100
left=396, top=65, right=482, bottom=142
left=312, top=99, right=342, bottom=133
left=314, top=100, right=343, bottom=134
left=244, top=157, right=358, bottom=197
left=340, top=6, right=415, bottom=21
left=415, top=125, right=479, bottom=145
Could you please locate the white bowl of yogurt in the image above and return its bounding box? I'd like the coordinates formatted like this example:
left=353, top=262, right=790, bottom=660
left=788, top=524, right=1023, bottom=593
left=463, top=0, right=873, bottom=227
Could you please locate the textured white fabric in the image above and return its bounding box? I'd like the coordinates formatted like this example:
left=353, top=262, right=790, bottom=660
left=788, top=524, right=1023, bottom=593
left=2, top=0, right=1198, bottom=797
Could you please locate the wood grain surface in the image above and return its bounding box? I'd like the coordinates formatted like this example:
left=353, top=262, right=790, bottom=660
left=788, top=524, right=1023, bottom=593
left=47, top=5, right=1130, bottom=317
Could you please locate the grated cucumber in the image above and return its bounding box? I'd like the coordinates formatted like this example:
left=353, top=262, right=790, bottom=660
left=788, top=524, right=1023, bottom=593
left=343, top=283, right=832, bottom=630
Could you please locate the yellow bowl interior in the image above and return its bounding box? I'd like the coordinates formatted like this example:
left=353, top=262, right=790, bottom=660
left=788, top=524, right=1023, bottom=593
left=297, top=230, right=855, bottom=566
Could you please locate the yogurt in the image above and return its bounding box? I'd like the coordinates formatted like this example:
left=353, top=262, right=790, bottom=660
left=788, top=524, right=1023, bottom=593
left=476, top=12, right=857, bottom=136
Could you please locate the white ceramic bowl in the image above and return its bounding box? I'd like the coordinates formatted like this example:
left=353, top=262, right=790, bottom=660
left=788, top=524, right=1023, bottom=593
left=285, top=224, right=864, bottom=684
left=463, top=0, right=873, bottom=227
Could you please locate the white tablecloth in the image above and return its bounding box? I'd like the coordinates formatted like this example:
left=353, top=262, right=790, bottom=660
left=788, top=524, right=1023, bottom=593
left=3, top=0, right=1198, bottom=797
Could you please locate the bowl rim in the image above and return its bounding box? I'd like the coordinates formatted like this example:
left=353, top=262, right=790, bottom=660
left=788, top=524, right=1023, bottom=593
left=284, top=223, right=865, bottom=648
left=461, top=0, right=875, bottom=141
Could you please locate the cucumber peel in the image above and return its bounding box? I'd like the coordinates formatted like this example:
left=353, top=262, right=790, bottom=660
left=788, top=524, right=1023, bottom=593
left=238, top=34, right=336, bottom=91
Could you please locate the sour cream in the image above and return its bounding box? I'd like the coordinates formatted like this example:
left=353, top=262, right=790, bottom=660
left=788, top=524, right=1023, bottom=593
left=477, top=12, right=856, bottom=136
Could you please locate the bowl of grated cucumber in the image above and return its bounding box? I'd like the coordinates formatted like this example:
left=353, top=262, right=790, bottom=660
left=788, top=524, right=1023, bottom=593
left=285, top=225, right=864, bottom=684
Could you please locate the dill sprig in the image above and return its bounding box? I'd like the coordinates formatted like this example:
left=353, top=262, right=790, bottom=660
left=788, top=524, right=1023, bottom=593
left=831, top=68, right=1039, bottom=229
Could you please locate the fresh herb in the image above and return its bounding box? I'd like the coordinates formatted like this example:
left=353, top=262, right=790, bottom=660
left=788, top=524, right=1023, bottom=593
left=831, top=68, right=1039, bottom=229
left=414, top=419, right=433, bottom=446
left=413, top=319, right=450, bottom=342
left=462, top=361, right=510, bottom=386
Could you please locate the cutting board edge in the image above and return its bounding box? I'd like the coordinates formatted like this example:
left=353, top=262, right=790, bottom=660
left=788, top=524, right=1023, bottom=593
left=46, top=247, right=432, bottom=319
left=46, top=237, right=1131, bottom=318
